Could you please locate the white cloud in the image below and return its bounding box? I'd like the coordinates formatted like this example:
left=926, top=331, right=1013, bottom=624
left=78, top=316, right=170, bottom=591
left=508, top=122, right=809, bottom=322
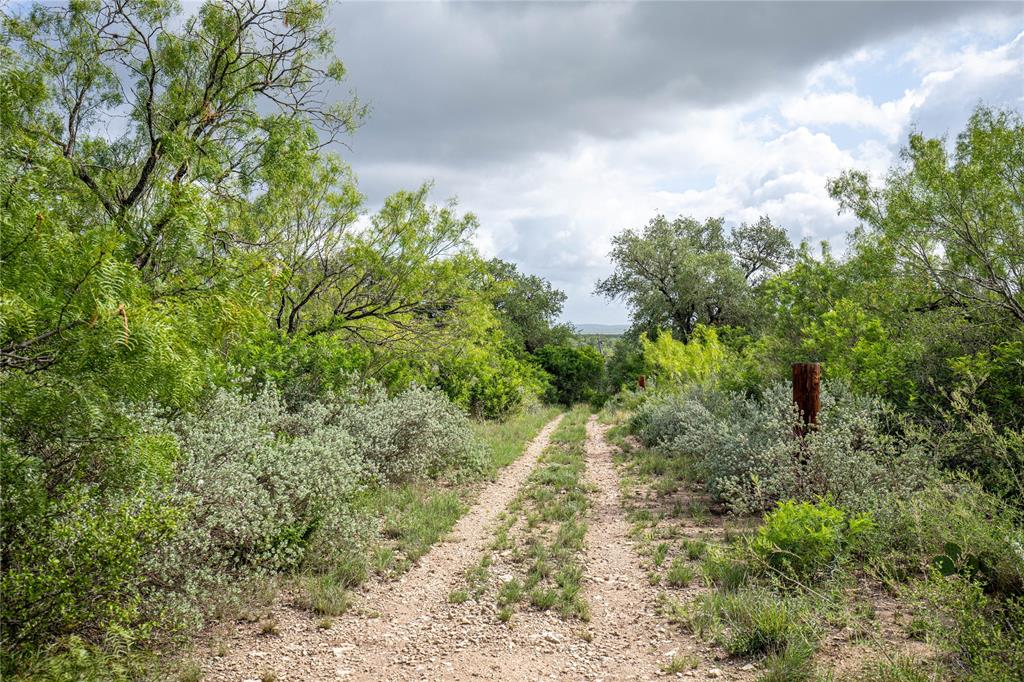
left=779, top=92, right=922, bottom=140
left=352, top=17, right=1024, bottom=324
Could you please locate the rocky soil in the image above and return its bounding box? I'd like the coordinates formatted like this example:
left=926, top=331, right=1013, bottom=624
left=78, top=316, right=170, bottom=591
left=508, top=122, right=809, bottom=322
left=196, top=414, right=748, bottom=681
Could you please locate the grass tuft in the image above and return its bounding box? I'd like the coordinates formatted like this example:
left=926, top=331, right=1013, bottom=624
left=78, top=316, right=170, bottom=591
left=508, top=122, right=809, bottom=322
left=295, top=574, right=351, bottom=616
left=665, top=557, right=695, bottom=588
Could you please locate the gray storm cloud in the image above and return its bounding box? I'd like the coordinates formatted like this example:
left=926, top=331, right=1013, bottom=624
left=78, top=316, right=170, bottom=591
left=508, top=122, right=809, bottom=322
left=324, top=1, right=1022, bottom=324
left=330, top=1, right=1012, bottom=167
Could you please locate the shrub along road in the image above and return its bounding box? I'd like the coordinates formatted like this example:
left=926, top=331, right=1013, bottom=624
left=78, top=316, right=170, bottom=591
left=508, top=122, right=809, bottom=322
left=197, top=412, right=749, bottom=681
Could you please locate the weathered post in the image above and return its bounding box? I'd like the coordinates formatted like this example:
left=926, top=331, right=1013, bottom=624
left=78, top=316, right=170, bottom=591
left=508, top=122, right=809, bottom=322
left=792, top=363, right=820, bottom=434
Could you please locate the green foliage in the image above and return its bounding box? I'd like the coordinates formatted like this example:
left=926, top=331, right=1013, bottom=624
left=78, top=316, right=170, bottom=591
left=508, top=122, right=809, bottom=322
left=377, top=487, right=467, bottom=564
left=801, top=298, right=917, bottom=401
left=153, top=386, right=369, bottom=576
left=1, top=480, right=179, bottom=653
left=596, top=215, right=785, bottom=340
left=829, top=106, right=1024, bottom=328
left=729, top=215, right=796, bottom=285
left=914, top=387, right=1024, bottom=507
left=869, top=478, right=1023, bottom=596
left=534, top=344, right=605, bottom=406
left=640, top=326, right=728, bottom=384
left=757, top=641, right=816, bottom=682
left=434, top=309, right=549, bottom=419
left=665, top=557, right=695, bottom=587
left=483, top=259, right=572, bottom=353
left=613, top=106, right=1024, bottom=682
left=471, top=405, right=562, bottom=477
left=910, top=575, right=1024, bottom=680
left=751, top=500, right=873, bottom=580
left=702, top=547, right=753, bottom=591
left=336, top=384, right=486, bottom=483
left=686, top=588, right=817, bottom=658
left=630, top=382, right=921, bottom=515
left=603, top=333, right=646, bottom=392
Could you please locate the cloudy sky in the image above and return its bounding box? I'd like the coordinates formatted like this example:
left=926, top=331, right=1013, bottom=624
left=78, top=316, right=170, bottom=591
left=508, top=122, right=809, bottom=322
left=326, top=1, right=1024, bottom=325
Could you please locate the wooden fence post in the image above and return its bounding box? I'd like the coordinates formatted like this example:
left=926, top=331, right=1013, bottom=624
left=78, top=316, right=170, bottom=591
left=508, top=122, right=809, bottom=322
left=792, top=363, right=820, bottom=434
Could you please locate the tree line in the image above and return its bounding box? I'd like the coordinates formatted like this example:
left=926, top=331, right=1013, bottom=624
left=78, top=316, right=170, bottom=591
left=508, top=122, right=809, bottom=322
left=0, top=1, right=602, bottom=674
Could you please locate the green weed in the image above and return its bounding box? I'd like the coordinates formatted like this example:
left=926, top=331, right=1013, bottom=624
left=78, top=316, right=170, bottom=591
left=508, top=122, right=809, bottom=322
left=665, top=558, right=695, bottom=587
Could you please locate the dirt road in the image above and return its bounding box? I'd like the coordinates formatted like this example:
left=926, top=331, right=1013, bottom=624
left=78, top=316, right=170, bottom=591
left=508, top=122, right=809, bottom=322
left=199, top=414, right=715, bottom=681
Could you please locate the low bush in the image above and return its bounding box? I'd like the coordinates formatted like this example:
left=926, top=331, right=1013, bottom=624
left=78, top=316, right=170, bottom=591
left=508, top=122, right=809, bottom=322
left=701, top=500, right=872, bottom=590
left=628, top=389, right=708, bottom=448
left=162, top=388, right=368, bottom=572
left=751, top=500, right=873, bottom=580
left=336, top=384, right=486, bottom=483
left=138, top=387, right=371, bottom=635
left=631, top=381, right=927, bottom=515
left=869, top=477, right=1023, bottom=595
left=911, top=389, right=1024, bottom=509
left=2, top=380, right=490, bottom=671
left=0, top=479, right=180, bottom=655
left=640, top=326, right=729, bottom=385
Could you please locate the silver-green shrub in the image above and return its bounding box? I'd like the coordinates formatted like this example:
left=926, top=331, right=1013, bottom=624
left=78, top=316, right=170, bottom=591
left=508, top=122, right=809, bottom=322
left=630, top=385, right=725, bottom=448
left=129, top=383, right=485, bottom=635
left=333, top=384, right=486, bottom=483
left=634, top=382, right=927, bottom=515
left=136, top=387, right=368, bottom=633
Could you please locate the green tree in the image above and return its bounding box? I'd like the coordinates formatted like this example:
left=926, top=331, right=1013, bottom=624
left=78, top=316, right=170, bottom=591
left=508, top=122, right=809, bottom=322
left=604, top=332, right=646, bottom=393
left=596, top=215, right=752, bottom=341
left=729, top=215, right=796, bottom=284
left=534, top=344, right=605, bottom=405
left=268, top=175, right=481, bottom=344
left=829, top=106, right=1024, bottom=325
left=1, top=0, right=364, bottom=384
left=827, top=106, right=1024, bottom=425
left=0, top=0, right=366, bottom=662
left=484, top=259, right=572, bottom=352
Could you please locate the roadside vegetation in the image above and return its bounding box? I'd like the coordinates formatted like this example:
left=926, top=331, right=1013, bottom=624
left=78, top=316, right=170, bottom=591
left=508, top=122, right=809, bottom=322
left=0, top=2, right=600, bottom=677
left=1, top=1, right=1020, bottom=680
left=599, top=106, right=1024, bottom=681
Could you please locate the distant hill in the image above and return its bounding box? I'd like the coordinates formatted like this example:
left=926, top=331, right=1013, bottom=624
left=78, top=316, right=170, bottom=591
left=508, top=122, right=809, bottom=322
left=574, top=323, right=629, bottom=335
